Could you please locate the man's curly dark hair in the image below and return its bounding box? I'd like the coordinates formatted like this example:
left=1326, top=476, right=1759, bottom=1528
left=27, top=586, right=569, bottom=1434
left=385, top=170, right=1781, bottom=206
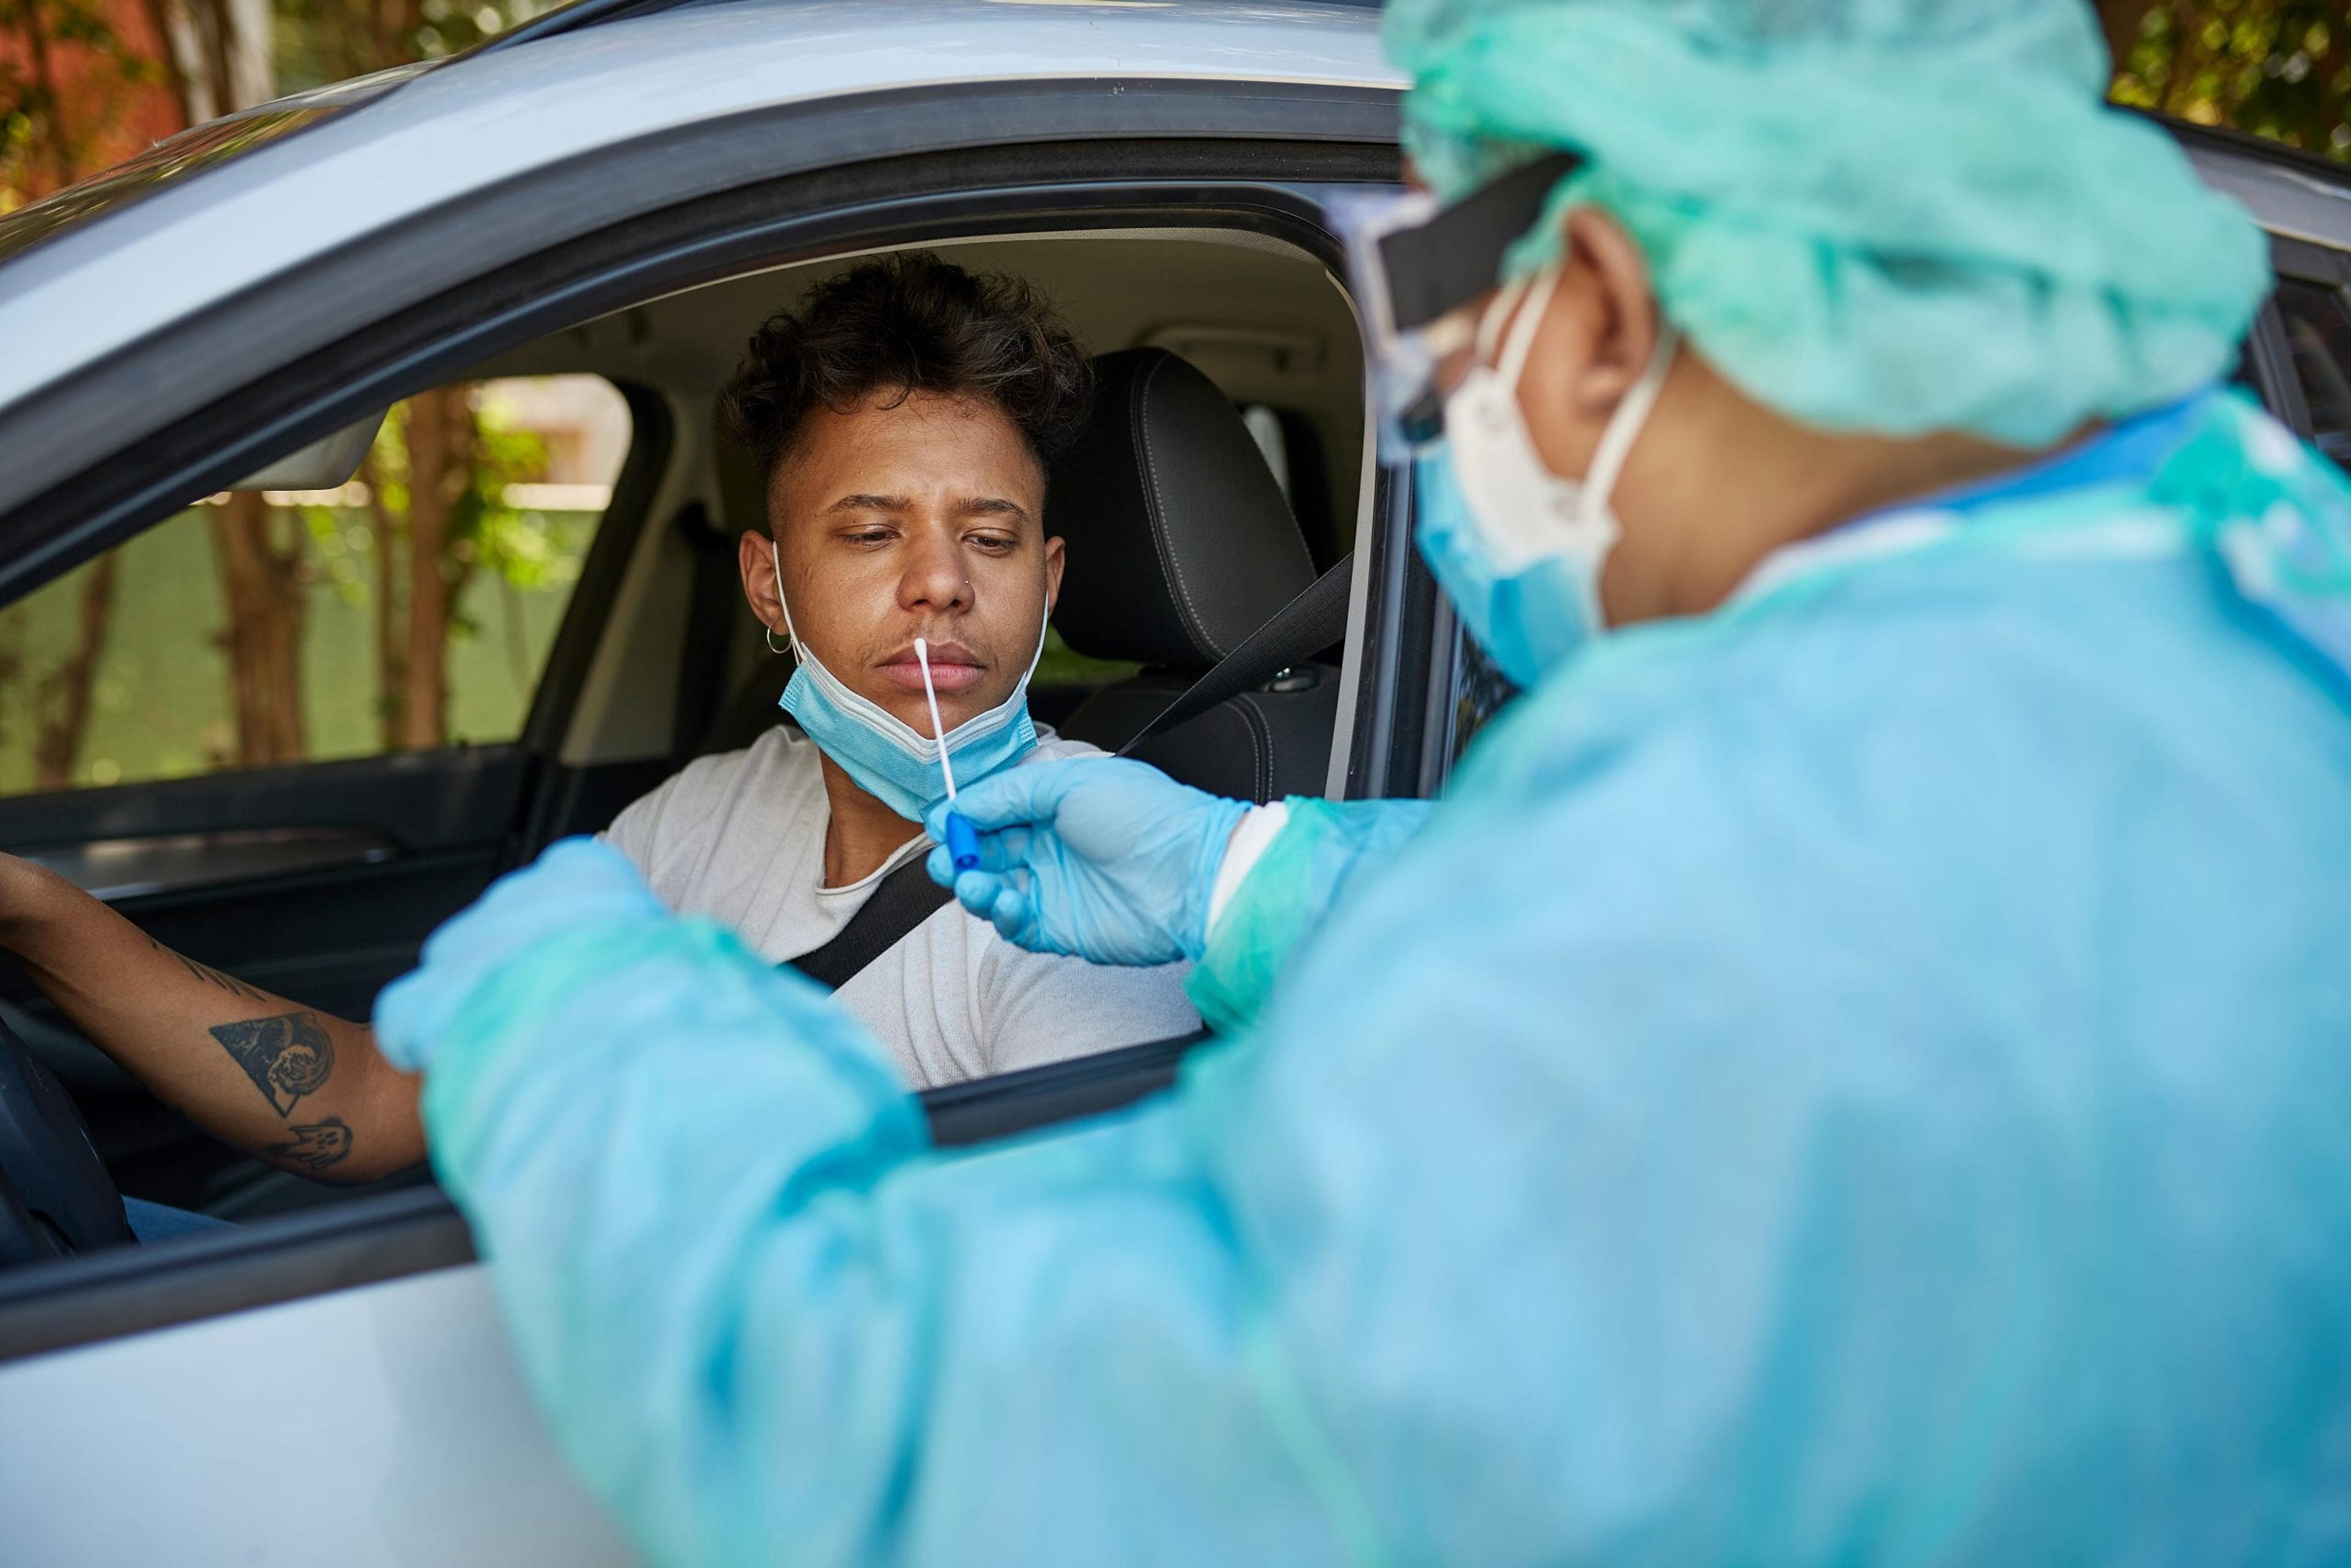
left=719, top=252, right=1095, bottom=505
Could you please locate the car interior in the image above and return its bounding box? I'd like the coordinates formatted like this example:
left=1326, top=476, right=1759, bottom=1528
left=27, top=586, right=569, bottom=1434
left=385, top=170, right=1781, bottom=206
left=0, top=225, right=1371, bottom=1262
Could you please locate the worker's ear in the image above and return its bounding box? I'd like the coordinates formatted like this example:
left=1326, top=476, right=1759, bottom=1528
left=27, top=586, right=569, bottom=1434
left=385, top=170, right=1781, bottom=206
left=1554, top=205, right=1661, bottom=424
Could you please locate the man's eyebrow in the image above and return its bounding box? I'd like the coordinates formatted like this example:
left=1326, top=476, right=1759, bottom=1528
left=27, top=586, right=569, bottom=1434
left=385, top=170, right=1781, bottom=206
left=962, top=497, right=1032, bottom=522
left=824, top=493, right=910, bottom=513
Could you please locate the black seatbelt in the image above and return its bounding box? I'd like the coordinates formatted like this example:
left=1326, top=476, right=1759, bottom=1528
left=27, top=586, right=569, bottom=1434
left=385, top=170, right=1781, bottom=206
left=784, top=857, right=951, bottom=991
left=1117, top=553, right=1354, bottom=756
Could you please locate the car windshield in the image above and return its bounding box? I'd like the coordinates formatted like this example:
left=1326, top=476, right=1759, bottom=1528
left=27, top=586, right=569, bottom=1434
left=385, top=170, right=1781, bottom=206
left=0, top=66, right=426, bottom=269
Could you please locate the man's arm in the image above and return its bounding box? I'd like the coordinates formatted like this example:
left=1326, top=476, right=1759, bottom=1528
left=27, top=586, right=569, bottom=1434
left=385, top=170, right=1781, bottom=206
left=0, top=853, right=423, bottom=1182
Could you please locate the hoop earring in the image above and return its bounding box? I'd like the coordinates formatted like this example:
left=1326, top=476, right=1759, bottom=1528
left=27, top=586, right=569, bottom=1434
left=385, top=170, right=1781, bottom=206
left=765, top=625, right=792, bottom=656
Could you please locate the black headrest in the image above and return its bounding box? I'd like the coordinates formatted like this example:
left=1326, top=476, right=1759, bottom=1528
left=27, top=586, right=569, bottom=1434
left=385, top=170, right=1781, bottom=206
left=1048, top=348, right=1318, bottom=669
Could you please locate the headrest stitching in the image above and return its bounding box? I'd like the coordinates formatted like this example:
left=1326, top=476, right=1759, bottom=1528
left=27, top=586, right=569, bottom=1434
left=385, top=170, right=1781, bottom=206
left=1129, top=352, right=1221, bottom=664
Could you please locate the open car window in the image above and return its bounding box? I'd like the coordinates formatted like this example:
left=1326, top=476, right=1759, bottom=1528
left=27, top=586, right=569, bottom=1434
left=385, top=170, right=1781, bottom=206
left=0, top=376, right=630, bottom=803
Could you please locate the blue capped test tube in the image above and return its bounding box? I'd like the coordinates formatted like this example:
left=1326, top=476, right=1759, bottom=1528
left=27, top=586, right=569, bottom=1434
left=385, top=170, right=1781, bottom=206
left=914, top=638, right=983, bottom=874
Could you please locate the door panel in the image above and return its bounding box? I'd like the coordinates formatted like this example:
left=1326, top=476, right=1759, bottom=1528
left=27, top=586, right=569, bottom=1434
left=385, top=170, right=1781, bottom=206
left=0, top=1261, right=639, bottom=1568
left=0, top=747, right=530, bottom=1185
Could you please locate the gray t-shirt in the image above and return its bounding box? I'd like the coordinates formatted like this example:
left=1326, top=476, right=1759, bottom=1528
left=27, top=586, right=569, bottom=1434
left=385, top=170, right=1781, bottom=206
left=602, top=726, right=1199, bottom=1089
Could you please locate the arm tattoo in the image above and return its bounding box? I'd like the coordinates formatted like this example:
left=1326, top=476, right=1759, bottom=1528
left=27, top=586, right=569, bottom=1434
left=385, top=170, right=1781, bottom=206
left=148, top=937, right=270, bottom=1004
left=267, top=1116, right=352, bottom=1172
left=210, top=1011, right=335, bottom=1116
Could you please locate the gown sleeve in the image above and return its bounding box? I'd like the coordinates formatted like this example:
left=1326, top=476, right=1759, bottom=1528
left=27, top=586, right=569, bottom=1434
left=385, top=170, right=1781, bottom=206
left=1185, top=796, right=1436, bottom=1032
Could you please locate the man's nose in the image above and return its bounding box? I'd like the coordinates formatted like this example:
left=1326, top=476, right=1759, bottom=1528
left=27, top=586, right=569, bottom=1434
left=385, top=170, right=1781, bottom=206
left=899, top=530, right=972, bottom=613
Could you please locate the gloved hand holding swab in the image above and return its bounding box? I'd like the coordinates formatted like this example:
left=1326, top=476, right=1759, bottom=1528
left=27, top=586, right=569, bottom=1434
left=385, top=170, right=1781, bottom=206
left=915, top=637, right=983, bottom=874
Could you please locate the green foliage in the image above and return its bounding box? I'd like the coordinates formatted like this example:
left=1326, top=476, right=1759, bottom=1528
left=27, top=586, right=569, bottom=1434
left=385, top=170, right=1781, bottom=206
left=2111, top=1, right=2351, bottom=162
left=0, top=0, right=162, bottom=207
left=455, top=407, right=561, bottom=593
left=271, top=0, right=564, bottom=95
left=1033, top=629, right=1139, bottom=691
left=297, top=505, right=370, bottom=607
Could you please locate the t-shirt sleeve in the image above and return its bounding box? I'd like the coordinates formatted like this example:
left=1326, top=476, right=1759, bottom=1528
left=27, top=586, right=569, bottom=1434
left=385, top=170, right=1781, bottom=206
left=978, top=948, right=1201, bottom=1076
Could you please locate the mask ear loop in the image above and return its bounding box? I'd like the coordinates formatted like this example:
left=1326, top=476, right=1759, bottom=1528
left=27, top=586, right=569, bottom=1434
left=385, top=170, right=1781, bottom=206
left=1474, top=268, right=1539, bottom=368
left=1492, top=263, right=1562, bottom=392
left=1580, top=312, right=1680, bottom=521
left=766, top=540, right=798, bottom=657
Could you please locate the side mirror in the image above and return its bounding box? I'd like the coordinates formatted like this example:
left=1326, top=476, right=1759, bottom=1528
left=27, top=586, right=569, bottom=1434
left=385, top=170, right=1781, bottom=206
left=230, top=412, right=385, bottom=492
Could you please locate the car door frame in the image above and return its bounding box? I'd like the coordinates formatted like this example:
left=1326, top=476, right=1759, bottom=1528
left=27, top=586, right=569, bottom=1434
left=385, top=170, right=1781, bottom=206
left=0, top=83, right=1433, bottom=1365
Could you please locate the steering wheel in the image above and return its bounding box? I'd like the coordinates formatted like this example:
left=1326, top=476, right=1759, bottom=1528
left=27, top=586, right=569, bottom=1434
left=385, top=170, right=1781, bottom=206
left=0, top=1011, right=132, bottom=1267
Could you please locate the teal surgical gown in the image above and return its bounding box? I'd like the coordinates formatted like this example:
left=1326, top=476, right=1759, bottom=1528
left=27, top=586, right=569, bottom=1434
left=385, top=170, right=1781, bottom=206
left=379, top=389, right=2351, bottom=1566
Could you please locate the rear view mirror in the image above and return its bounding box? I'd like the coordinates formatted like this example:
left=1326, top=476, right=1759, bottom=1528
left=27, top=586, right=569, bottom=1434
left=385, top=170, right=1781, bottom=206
left=230, top=412, right=384, bottom=492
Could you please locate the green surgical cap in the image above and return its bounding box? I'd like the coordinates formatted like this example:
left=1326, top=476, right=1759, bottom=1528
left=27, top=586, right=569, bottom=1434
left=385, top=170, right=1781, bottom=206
left=1384, top=0, right=2271, bottom=446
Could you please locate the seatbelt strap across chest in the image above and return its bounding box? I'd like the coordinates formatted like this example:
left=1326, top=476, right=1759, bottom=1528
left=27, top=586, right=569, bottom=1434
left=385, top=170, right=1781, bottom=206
left=784, top=857, right=951, bottom=991
left=1117, top=552, right=1354, bottom=756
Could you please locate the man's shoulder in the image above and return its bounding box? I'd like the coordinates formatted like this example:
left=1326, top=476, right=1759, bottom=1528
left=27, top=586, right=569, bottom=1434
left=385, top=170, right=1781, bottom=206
left=668, top=724, right=822, bottom=797
left=607, top=726, right=822, bottom=863
left=1024, top=727, right=1103, bottom=766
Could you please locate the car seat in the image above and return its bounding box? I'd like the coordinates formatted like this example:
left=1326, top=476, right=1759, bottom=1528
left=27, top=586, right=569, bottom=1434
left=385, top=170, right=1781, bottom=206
left=697, top=348, right=1341, bottom=803
left=1043, top=347, right=1339, bottom=802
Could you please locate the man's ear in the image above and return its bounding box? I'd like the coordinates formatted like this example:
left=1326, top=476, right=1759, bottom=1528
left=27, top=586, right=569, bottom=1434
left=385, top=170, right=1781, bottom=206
left=737, top=530, right=789, bottom=632
left=1042, top=534, right=1067, bottom=613
left=1556, top=205, right=1660, bottom=421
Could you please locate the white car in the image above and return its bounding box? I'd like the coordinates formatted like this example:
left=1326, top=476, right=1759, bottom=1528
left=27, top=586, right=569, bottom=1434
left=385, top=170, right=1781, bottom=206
left=1, top=3, right=2348, bottom=1561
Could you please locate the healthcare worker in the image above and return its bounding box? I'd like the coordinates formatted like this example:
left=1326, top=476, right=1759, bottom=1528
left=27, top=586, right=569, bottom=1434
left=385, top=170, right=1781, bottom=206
left=376, top=2, right=2351, bottom=1564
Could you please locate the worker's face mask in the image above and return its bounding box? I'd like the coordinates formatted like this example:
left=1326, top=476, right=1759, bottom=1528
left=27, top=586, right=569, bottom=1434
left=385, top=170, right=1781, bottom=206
left=770, top=546, right=1045, bottom=823
left=1419, top=264, right=1678, bottom=688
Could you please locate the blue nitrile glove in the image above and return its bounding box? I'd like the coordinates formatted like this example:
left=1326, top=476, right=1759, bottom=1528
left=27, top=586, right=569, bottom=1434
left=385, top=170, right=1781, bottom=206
left=375, top=836, right=668, bottom=1071
left=924, top=757, right=1250, bottom=966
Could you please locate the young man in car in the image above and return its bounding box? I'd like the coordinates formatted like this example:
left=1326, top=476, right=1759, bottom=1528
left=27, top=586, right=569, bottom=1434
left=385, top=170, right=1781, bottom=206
left=0, top=253, right=1197, bottom=1220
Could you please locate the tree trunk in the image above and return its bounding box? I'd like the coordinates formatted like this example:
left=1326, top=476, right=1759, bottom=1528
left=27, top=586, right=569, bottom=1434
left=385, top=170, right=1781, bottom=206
left=189, top=0, right=233, bottom=126
left=2096, top=0, right=2160, bottom=73
left=138, top=0, right=199, bottom=128
left=209, top=492, right=308, bottom=768
left=397, top=388, right=476, bottom=751
left=31, top=553, right=119, bottom=789
left=19, top=0, right=80, bottom=189
left=12, top=0, right=121, bottom=790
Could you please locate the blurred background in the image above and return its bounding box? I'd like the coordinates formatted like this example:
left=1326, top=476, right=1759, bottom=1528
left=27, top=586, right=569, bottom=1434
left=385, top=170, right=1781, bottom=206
left=0, top=0, right=2342, bottom=796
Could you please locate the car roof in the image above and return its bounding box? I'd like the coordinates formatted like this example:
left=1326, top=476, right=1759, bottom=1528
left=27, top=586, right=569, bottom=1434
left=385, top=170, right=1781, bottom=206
left=0, top=0, right=1401, bottom=417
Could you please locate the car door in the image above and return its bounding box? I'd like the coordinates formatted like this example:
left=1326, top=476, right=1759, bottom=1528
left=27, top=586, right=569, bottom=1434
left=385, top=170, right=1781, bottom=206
left=0, top=10, right=1420, bottom=1562
left=0, top=375, right=672, bottom=1214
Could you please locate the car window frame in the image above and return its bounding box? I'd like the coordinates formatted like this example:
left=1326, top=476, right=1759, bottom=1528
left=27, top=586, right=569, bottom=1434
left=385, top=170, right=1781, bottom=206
left=0, top=133, right=1415, bottom=1365
left=2262, top=235, right=2351, bottom=462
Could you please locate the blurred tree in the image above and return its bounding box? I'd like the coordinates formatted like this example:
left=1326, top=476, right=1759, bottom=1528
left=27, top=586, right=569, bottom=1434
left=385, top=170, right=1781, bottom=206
left=24, top=555, right=118, bottom=787
left=359, top=386, right=550, bottom=748
left=2105, top=0, right=2350, bottom=162
left=0, top=0, right=171, bottom=209
left=211, top=492, right=310, bottom=765
left=135, top=0, right=303, bottom=769
left=272, top=0, right=534, bottom=753
left=0, top=0, right=170, bottom=782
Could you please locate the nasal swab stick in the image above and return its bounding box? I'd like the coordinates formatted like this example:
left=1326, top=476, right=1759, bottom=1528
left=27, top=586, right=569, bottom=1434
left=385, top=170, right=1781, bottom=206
left=914, top=638, right=982, bottom=872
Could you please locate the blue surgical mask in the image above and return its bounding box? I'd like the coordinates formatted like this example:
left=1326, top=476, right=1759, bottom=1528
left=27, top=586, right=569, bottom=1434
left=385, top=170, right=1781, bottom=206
left=1415, top=266, right=1677, bottom=689
left=771, top=550, right=1045, bottom=822
left=1415, top=445, right=1600, bottom=691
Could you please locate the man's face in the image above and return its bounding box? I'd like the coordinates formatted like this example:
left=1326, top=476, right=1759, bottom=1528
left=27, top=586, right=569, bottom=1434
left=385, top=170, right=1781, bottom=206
left=739, top=389, right=1063, bottom=735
